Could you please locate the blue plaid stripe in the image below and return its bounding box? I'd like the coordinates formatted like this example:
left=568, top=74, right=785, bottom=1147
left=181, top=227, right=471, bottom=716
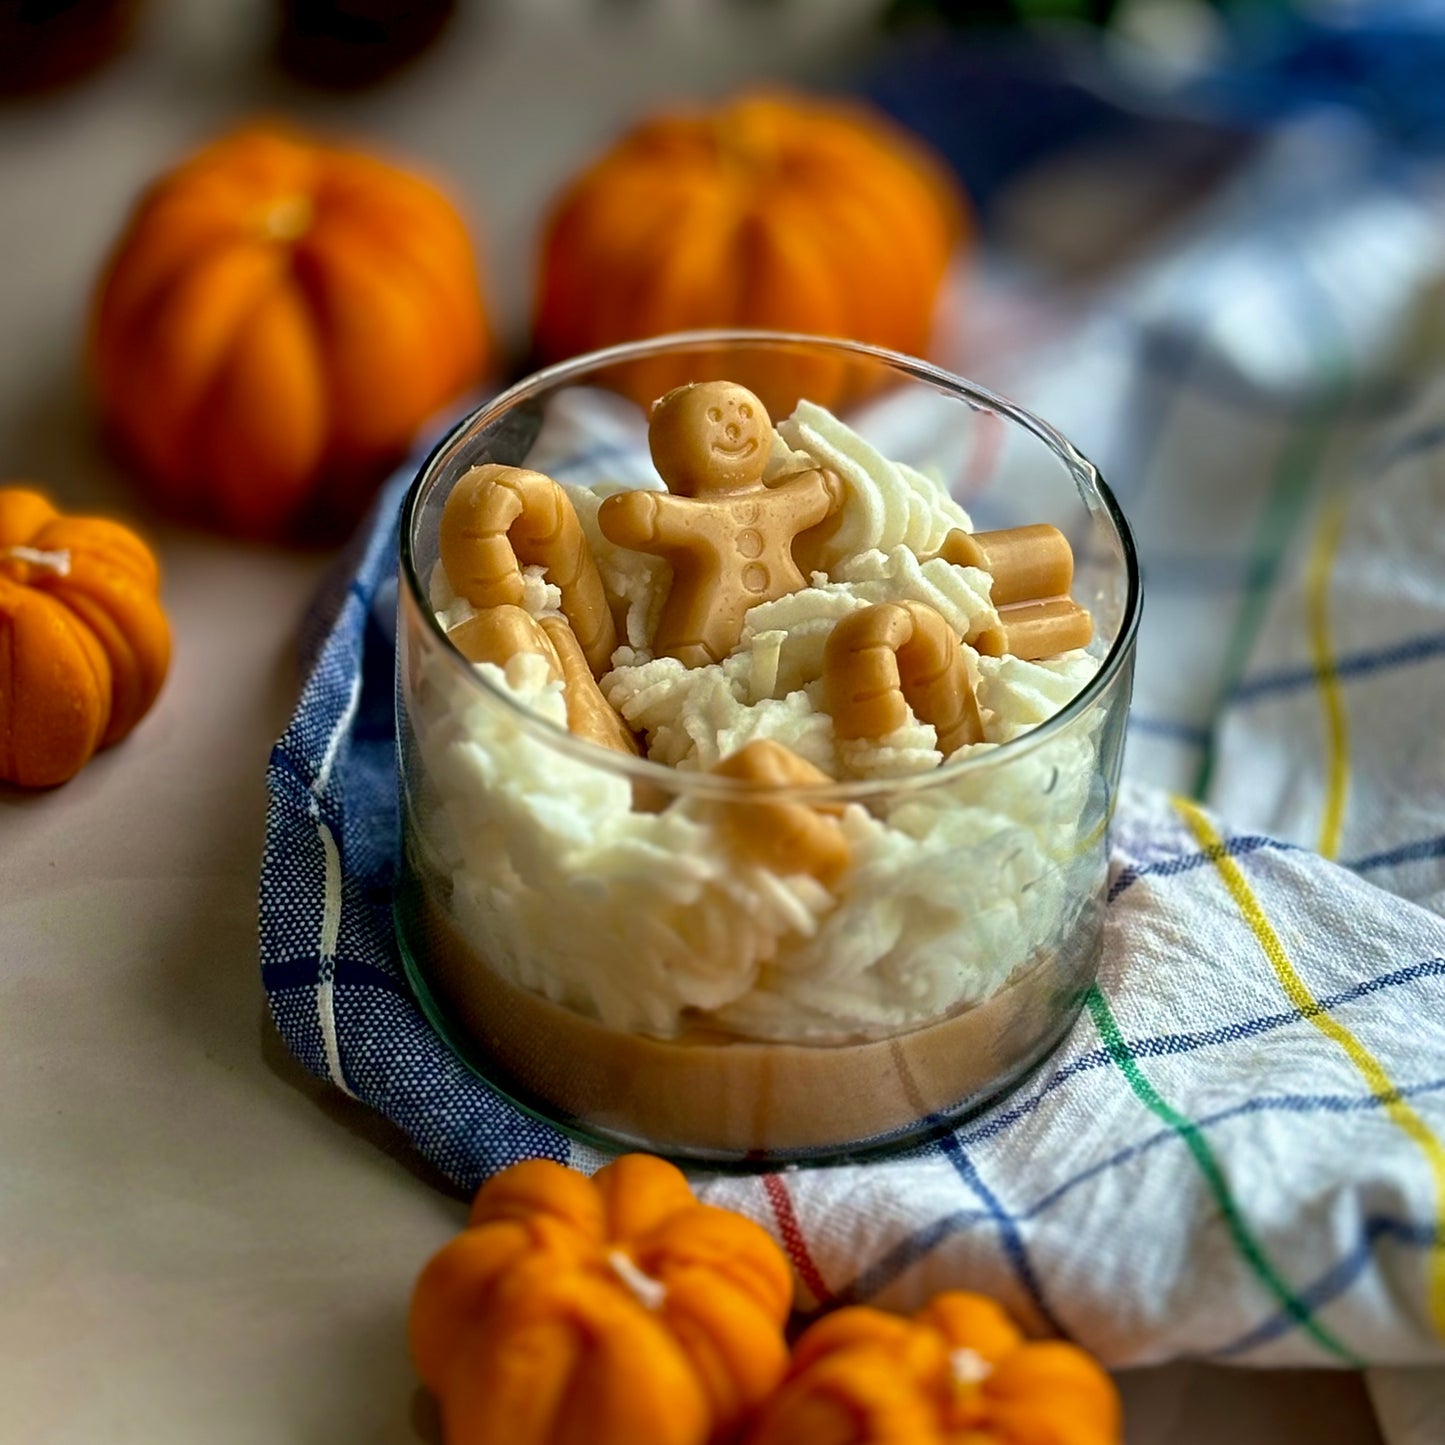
left=933, top=1131, right=1067, bottom=1336
left=1351, top=834, right=1445, bottom=873
left=1215, top=1216, right=1442, bottom=1360
left=800, top=1076, right=1445, bottom=1341
left=1111, top=832, right=1445, bottom=897
left=1370, top=417, right=1445, bottom=471
left=1108, top=834, right=1301, bottom=902
left=1127, top=714, right=1212, bottom=746
left=960, top=956, right=1445, bottom=1143
left=1231, top=630, right=1445, bottom=703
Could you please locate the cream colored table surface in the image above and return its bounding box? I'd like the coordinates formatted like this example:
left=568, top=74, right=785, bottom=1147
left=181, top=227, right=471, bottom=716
left=0, top=4, right=1387, bottom=1440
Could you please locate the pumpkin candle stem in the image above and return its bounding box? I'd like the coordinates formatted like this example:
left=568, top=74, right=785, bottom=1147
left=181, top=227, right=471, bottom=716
left=949, top=1347, right=993, bottom=1387
left=606, top=1249, right=667, bottom=1311
left=1, top=545, right=71, bottom=577
left=716, top=106, right=781, bottom=179
left=259, top=194, right=314, bottom=243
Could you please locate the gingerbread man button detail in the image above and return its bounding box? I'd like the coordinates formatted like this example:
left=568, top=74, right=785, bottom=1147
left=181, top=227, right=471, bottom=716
left=597, top=382, right=844, bottom=668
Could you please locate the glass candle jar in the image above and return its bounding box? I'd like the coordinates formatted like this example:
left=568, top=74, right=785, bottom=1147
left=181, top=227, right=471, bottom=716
left=395, top=332, right=1140, bottom=1167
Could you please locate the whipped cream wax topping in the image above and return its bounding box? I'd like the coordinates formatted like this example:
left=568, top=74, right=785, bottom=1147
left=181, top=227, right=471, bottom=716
left=415, top=398, right=1105, bottom=1040
left=770, top=399, right=977, bottom=569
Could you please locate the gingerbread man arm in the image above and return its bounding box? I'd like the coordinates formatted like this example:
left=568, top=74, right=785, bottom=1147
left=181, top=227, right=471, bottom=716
left=597, top=489, right=705, bottom=557
left=771, top=466, right=844, bottom=532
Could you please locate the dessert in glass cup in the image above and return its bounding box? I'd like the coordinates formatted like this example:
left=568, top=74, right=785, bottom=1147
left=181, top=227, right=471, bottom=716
left=394, top=333, right=1140, bottom=1166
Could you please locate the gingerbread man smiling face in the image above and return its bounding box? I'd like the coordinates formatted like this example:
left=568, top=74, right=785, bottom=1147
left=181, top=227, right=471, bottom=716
left=597, top=381, right=844, bottom=669
left=648, top=380, right=772, bottom=496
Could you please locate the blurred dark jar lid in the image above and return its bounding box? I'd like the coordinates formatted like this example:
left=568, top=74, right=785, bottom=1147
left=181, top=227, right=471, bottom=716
left=0, top=0, right=143, bottom=97
left=276, top=0, right=457, bottom=89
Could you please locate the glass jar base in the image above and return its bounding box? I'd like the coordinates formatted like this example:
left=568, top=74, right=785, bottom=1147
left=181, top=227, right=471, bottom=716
left=394, top=885, right=1097, bottom=1171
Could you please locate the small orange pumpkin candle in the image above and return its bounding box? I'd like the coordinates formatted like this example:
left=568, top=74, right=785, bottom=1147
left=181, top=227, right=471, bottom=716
left=90, top=123, right=490, bottom=539
left=0, top=486, right=170, bottom=788
left=533, top=91, right=967, bottom=409
left=410, top=1154, right=794, bottom=1445
left=747, top=1292, right=1122, bottom=1445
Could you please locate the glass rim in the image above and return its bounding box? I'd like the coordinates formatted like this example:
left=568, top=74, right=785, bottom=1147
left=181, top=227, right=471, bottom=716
left=398, top=329, right=1142, bottom=803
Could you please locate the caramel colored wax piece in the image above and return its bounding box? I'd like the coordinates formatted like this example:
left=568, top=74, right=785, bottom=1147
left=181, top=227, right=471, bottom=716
left=936, top=524, right=1074, bottom=607
left=710, top=739, right=849, bottom=885
left=597, top=382, right=844, bottom=668
left=440, top=464, right=617, bottom=677
left=537, top=615, right=641, bottom=757
left=824, top=600, right=984, bottom=758
left=448, top=604, right=562, bottom=681
left=447, top=604, right=639, bottom=757
left=974, top=598, right=1094, bottom=661
left=936, top=524, right=1093, bottom=660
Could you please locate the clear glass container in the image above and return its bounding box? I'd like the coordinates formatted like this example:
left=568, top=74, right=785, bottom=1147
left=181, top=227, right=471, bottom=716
left=395, top=332, right=1141, bottom=1167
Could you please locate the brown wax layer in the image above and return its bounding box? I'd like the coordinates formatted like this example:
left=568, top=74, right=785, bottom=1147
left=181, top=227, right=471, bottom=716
left=411, top=891, right=1095, bottom=1158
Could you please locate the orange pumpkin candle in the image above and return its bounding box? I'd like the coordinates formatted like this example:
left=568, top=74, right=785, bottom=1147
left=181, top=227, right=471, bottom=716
left=410, top=1154, right=794, bottom=1445
left=747, top=1292, right=1122, bottom=1445
left=533, top=92, right=967, bottom=409
left=0, top=486, right=170, bottom=788
left=90, top=123, right=490, bottom=539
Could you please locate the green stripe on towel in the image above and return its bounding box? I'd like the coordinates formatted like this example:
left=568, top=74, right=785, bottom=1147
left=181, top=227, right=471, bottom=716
left=1085, top=984, right=1361, bottom=1364
left=1193, top=389, right=1347, bottom=800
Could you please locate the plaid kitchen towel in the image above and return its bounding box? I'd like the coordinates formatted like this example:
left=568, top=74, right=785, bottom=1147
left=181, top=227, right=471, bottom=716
left=260, top=114, right=1445, bottom=1368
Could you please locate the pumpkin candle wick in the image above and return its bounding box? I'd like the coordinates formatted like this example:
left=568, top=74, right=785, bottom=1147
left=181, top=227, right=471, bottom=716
left=950, top=1347, right=993, bottom=1386
left=2, top=545, right=71, bottom=576
left=606, top=1249, right=667, bottom=1310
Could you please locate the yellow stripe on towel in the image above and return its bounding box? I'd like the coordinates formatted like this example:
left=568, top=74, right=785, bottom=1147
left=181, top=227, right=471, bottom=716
left=1306, top=492, right=1351, bottom=859
left=1175, top=796, right=1445, bottom=1338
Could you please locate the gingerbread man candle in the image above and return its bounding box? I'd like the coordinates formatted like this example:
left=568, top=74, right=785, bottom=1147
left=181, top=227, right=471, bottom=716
left=597, top=381, right=844, bottom=668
